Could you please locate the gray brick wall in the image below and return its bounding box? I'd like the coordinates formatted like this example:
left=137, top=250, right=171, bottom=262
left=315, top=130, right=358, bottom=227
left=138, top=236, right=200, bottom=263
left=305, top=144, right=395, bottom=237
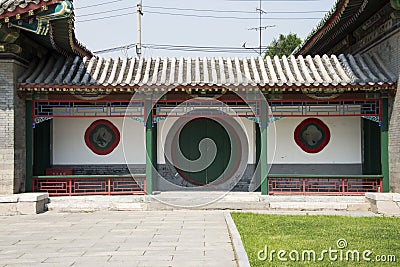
left=0, top=59, right=26, bottom=194
left=364, top=32, right=400, bottom=77
left=363, top=32, right=400, bottom=193
left=389, top=74, right=400, bottom=193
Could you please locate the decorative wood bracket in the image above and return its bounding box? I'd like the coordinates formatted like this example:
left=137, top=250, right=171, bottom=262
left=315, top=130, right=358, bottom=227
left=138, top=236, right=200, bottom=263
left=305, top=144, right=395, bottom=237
left=245, top=116, right=285, bottom=125
left=269, top=116, right=285, bottom=124
left=362, top=116, right=381, bottom=125
left=391, top=0, right=400, bottom=18
left=0, top=42, right=21, bottom=53
left=32, top=117, right=52, bottom=128
left=8, top=1, right=72, bottom=36
left=130, top=117, right=146, bottom=124
left=0, top=27, right=19, bottom=43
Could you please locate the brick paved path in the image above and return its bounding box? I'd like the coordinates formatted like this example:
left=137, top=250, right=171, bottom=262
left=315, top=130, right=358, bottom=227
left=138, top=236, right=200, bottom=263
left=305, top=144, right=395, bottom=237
left=0, top=211, right=236, bottom=267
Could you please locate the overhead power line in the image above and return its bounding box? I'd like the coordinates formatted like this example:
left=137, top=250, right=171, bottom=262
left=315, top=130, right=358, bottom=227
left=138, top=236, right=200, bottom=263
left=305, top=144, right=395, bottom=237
left=77, top=5, right=327, bottom=18
left=94, top=43, right=268, bottom=54
left=142, top=5, right=327, bottom=14
left=75, top=10, right=322, bottom=23
left=144, top=10, right=322, bottom=20
left=74, top=1, right=327, bottom=22
left=78, top=7, right=133, bottom=17
left=75, top=0, right=125, bottom=10
left=76, top=12, right=133, bottom=23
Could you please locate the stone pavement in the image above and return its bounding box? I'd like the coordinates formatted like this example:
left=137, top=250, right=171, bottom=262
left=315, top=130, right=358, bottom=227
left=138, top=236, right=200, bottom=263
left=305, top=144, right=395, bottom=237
left=0, top=211, right=237, bottom=267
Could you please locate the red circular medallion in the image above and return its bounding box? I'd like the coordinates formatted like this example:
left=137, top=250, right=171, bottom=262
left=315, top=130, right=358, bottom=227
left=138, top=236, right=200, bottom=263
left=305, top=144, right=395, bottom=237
left=84, top=120, right=120, bottom=155
left=294, top=118, right=330, bottom=153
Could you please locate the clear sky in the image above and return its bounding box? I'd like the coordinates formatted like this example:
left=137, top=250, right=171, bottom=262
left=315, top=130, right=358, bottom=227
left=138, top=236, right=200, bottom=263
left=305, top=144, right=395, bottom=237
left=74, top=0, right=337, bottom=58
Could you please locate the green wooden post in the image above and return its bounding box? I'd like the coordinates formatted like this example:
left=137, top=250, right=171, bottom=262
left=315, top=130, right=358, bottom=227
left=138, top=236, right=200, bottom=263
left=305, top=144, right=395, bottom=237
left=145, top=99, right=153, bottom=195
left=260, top=101, right=268, bottom=195
left=381, top=98, right=389, bottom=192
left=25, top=100, right=33, bottom=192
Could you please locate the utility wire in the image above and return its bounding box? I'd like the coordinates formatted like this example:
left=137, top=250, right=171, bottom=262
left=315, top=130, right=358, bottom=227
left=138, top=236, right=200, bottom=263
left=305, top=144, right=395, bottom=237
left=77, top=5, right=327, bottom=18
left=142, top=5, right=327, bottom=14
left=94, top=43, right=267, bottom=54
left=145, top=10, right=321, bottom=19
left=74, top=0, right=125, bottom=10
left=76, top=12, right=133, bottom=23
left=75, top=10, right=322, bottom=22
left=78, top=7, right=133, bottom=17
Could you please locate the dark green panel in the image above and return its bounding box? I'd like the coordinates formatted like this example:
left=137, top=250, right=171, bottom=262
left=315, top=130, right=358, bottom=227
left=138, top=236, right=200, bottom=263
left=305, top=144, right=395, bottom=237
left=381, top=98, right=389, bottom=192
left=178, top=118, right=231, bottom=185
left=256, top=122, right=261, bottom=165
left=33, top=120, right=51, bottom=176
left=145, top=108, right=153, bottom=195
left=152, top=123, right=157, bottom=169
left=255, top=122, right=261, bottom=192
left=260, top=101, right=268, bottom=195
left=363, top=118, right=381, bottom=175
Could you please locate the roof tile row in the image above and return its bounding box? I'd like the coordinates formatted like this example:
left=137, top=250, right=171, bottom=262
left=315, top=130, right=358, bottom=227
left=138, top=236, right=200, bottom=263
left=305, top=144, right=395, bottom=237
left=0, top=0, right=52, bottom=15
left=19, top=54, right=397, bottom=88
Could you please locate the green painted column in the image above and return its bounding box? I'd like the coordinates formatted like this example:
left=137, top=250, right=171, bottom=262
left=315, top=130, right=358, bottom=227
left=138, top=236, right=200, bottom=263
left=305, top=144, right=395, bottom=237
left=25, top=100, right=33, bottom=192
left=381, top=98, right=389, bottom=192
left=260, top=100, right=268, bottom=195
left=145, top=100, right=153, bottom=195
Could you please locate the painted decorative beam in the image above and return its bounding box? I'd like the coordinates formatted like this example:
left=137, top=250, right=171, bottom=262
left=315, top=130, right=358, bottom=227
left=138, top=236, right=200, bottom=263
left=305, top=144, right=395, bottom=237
left=391, top=0, right=400, bottom=18
left=8, top=1, right=72, bottom=36
left=0, top=0, right=61, bottom=20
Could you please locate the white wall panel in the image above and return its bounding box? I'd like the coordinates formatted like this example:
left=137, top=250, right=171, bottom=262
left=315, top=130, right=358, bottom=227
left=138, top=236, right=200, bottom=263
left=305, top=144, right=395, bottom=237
left=52, top=118, right=146, bottom=164
left=268, top=117, right=361, bottom=164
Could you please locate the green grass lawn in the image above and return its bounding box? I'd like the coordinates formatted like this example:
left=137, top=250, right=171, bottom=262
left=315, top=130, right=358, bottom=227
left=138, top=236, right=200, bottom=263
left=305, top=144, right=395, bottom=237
left=231, top=213, right=400, bottom=266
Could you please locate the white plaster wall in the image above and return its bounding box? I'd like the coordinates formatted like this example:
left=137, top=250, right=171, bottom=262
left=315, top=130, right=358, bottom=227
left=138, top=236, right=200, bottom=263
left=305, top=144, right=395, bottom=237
left=157, top=117, right=255, bottom=164
left=53, top=117, right=361, bottom=165
left=52, top=118, right=146, bottom=164
left=268, top=117, right=362, bottom=164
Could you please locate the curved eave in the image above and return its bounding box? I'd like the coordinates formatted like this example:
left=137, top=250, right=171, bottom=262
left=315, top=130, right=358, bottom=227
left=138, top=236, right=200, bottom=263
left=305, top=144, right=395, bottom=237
left=49, top=18, right=92, bottom=58
left=0, top=0, right=61, bottom=19
left=1, top=1, right=92, bottom=58
left=17, top=83, right=396, bottom=94
left=294, top=0, right=388, bottom=55
left=294, top=0, right=349, bottom=55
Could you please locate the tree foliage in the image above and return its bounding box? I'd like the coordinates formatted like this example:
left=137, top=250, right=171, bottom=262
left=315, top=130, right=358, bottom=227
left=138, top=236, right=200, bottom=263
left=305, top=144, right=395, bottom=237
left=264, top=33, right=302, bottom=57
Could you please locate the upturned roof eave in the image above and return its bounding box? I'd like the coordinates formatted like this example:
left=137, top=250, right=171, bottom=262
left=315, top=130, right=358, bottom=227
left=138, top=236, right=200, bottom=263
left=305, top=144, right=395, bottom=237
left=294, top=0, right=351, bottom=55
left=0, top=0, right=92, bottom=58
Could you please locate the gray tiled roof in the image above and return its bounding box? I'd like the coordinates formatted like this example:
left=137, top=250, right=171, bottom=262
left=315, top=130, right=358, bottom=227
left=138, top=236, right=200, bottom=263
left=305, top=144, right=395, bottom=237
left=18, top=54, right=397, bottom=88
left=0, top=0, right=53, bottom=15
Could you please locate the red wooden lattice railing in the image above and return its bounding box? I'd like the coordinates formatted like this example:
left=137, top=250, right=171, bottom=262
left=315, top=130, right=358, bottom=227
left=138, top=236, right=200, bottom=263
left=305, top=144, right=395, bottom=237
left=32, top=174, right=146, bottom=196
left=268, top=175, right=383, bottom=195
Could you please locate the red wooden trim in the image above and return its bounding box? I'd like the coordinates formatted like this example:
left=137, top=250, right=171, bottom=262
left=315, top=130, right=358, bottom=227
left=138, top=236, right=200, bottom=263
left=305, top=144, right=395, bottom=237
left=268, top=98, right=380, bottom=103
left=46, top=168, right=73, bottom=176
left=268, top=176, right=382, bottom=195
left=32, top=175, right=146, bottom=196
left=33, top=99, right=142, bottom=103
left=68, top=179, right=72, bottom=196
